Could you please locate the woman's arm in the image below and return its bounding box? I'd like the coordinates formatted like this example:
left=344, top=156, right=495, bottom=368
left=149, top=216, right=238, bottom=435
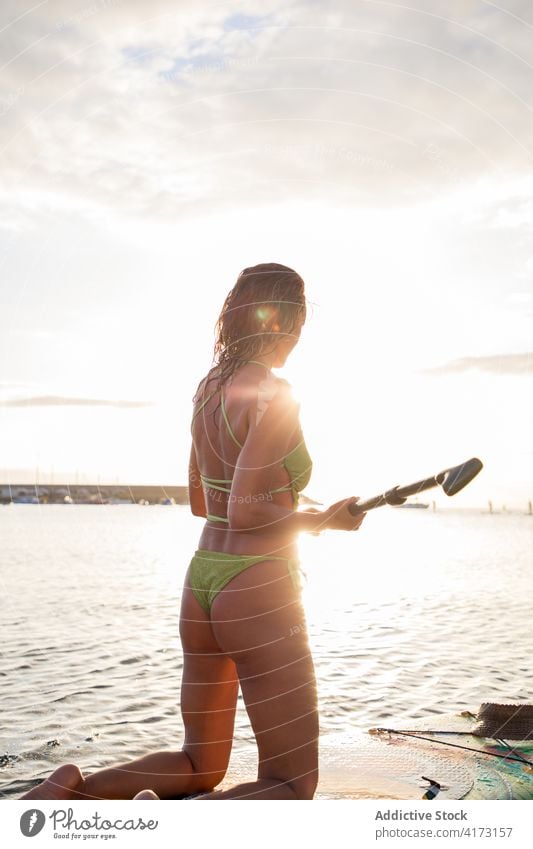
left=188, top=441, right=206, bottom=517
left=228, top=377, right=365, bottom=534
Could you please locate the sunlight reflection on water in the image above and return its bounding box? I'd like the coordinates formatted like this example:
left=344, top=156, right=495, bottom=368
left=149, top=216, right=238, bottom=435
left=1, top=504, right=531, bottom=796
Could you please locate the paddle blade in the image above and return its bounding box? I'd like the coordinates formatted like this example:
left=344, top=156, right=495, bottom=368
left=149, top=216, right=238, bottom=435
left=440, top=457, right=483, bottom=496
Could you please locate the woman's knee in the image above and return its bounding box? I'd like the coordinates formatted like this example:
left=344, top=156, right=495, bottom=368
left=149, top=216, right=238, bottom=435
left=287, top=768, right=319, bottom=800
left=184, top=750, right=229, bottom=794
left=187, top=769, right=227, bottom=794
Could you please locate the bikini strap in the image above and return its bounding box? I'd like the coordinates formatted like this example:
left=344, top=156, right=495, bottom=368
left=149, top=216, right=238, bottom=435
left=191, top=389, right=217, bottom=421
left=205, top=513, right=230, bottom=524
left=220, top=387, right=244, bottom=449
left=245, top=359, right=270, bottom=368
left=200, top=477, right=232, bottom=493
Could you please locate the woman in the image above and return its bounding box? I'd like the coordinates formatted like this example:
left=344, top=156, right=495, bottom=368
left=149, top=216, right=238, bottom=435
left=23, top=263, right=365, bottom=801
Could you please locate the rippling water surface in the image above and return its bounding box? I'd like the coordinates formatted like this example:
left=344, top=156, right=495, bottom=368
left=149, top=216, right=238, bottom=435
left=1, top=504, right=531, bottom=797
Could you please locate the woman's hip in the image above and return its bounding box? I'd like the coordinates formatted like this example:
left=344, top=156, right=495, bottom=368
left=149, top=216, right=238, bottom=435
left=186, top=549, right=304, bottom=616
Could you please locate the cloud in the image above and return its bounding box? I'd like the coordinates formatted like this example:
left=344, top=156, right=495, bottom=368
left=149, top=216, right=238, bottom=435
left=0, top=381, right=30, bottom=390
left=0, top=395, right=154, bottom=408
left=426, top=352, right=533, bottom=375
left=1, top=0, right=533, bottom=227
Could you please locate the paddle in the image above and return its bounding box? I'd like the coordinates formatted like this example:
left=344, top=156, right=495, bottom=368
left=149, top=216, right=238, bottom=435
left=348, top=457, right=483, bottom=515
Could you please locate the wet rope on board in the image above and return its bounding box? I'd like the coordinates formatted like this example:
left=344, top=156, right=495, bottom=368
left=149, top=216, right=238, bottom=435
left=370, top=704, right=533, bottom=770
left=370, top=728, right=533, bottom=768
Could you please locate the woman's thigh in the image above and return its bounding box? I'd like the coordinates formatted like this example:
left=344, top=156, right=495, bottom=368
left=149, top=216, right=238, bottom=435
left=209, top=559, right=319, bottom=798
left=179, top=581, right=239, bottom=791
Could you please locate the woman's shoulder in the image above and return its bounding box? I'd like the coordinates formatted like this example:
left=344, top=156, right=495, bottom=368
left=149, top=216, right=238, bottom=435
left=255, top=372, right=294, bottom=401
left=271, top=375, right=298, bottom=403
left=251, top=373, right=299, bottom=430
left=192, top=368, right=219, bottom=405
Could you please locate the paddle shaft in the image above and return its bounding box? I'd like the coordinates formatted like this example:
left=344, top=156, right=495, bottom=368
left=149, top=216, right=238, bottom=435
left=348, top=457, right=483, bottom=515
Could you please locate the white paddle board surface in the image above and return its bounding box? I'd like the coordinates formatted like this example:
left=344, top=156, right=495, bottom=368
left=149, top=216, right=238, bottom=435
left=217, top=712, right=533, bottom=799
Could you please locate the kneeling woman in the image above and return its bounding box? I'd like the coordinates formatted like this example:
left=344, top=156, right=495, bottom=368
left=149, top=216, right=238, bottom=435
left=23, top=262, right=365, bottom=801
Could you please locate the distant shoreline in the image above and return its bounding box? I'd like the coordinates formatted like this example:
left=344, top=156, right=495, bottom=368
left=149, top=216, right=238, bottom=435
left=0, top=484, right=321, bottom=507
left=0, top=483, right=189, bottom=506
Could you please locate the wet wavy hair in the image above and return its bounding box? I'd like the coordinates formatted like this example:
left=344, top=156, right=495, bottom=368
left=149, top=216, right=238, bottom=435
left=192, top=262, right=307, bottom=423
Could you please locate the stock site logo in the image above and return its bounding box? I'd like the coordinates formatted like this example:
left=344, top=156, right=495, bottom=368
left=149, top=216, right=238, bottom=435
left=20, top=809, right=46, bottom=837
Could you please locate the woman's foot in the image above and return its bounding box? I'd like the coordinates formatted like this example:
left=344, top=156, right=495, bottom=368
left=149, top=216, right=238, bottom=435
left=133, top=789, right=160, bottom=799
left=21, top=764, right=85, bottom=800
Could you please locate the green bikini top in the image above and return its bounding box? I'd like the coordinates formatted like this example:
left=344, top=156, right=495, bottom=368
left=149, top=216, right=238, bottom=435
left=191, top=361, right=313, bottom=524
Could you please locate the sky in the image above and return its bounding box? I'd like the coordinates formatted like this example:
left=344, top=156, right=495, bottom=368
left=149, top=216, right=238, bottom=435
left=0, top=0, right=532, bottom=508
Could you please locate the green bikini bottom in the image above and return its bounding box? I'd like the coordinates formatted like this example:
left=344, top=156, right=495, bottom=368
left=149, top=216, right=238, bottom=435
left=187, top=549, right=303, bottom=614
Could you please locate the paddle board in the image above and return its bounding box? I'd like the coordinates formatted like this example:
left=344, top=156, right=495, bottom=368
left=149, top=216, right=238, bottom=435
left=216, top=711, right=533, bottom=800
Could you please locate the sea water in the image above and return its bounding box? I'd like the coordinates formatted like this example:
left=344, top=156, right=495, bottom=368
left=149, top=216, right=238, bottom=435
left=0, top=504, right=531, bottom=797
